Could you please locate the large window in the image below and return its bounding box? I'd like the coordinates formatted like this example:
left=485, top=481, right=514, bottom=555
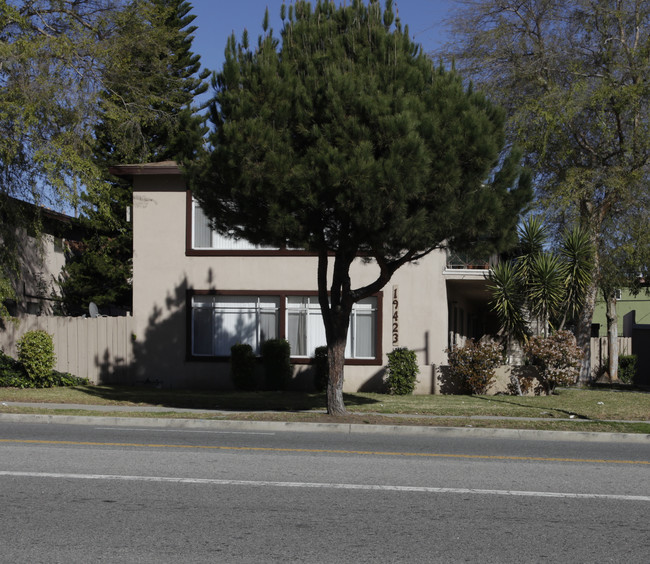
left=191, top=295, right=279, bottom=356
left=191, top=199, right=278, bottom=251
left=286, top=296, right=377, bottom=359
left=189, top=292, right=379, bottom=361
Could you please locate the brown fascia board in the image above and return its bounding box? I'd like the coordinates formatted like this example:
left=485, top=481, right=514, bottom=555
left=108, top=160, right=182, bottom=178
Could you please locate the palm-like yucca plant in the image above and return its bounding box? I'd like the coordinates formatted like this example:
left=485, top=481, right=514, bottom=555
left=517, top=216, right=547, bottom=261
left=527, top=252, right=564, bottom=336
left=557, top=226, right=593, bottom=329
left=515, top=217, right=546, bottom=280
left=489, top=217, right=593, bottom=344
left=488, top=261, right=528, bottom=344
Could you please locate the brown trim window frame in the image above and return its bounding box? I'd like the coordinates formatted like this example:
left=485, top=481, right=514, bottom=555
left=185, top=191, right=315, bottom=257
left=187, top=289, right=383, bottom=366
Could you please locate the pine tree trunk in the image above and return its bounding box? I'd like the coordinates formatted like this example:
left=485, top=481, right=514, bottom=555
left=606, top=294, right=619, bottom=382
left=326, top=335, right=347, bottom=415
left=318, top=248, right=354, bottom=416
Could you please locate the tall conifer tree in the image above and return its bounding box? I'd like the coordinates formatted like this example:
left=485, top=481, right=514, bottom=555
left=59, top=0, right=209, bottom=314
left=191, top=0, right=531, bottom=415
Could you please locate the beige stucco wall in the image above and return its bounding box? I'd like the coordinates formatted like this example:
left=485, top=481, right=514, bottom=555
left=131, top=174, right=452, bottom=391
left=4, top=228, right=67, bottom=315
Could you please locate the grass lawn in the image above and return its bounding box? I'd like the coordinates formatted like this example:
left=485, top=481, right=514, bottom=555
left=1, top=385, right=649, bottom=434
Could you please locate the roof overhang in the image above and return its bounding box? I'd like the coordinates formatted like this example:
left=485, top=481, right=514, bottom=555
left=109, top=160, right=182, bottom=178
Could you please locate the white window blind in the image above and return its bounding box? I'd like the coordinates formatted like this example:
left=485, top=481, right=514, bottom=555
left=192, top=200, right=278, bottom=251
left=286, top=296, right=377, bottom=359
left=191, top=295, right=279, bottom=356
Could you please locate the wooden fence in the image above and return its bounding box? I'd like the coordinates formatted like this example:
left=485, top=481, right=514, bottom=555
left=590, top=336, right=632, bottom=378
left=0, top=314, right=134, bottom=384
left=0, top=316, right=636, bottom=388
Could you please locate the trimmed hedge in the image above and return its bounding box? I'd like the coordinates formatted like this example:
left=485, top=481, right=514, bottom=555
left=385, top=348, right=419, bottom=395
left=618, top=355, right=637, bottom=384
left=230, top=343, right=257, bottom=390
left=262, top=339, right=292, bottom=390
left=313, top=346, right=329, bottom=392
left=17, top=330, right=56, bottom=381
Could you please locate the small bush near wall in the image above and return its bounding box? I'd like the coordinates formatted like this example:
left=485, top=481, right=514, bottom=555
left=447, top=340, right=503, bottom=395
left=230, top=344, right=257, bottom=391
left=0, top=350, right=88, bottom=388
left=262, top=339, right=292, bottom=390
left=506, top=367, right=536, bottom=395
left=385, top=348, right=419, bottom=395
left=524, top=330, right=582, bottom=395
left=17, top=330, right=56, bottom=382
left=0, top=350, right=26, bottom=384
left=313, top=346, right=329, bottom=392
left=618, top=355, right=637, bottom=384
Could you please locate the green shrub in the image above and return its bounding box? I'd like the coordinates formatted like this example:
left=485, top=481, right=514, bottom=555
left=230, top=343, right=257, bottom=390
left=0, top=350, right=26, bottom=385
left=524, top=330, right=582, bottom=395
left=17, top=330, right=56, bottom=382
left=0, top=349, right=88, bottom=388
left=312, top=346, right=329, bottom=392
left=385, top=348, right=419, bottom=395
left=262, top=339, right=292, bottom=390
left=618, top=355, right=637, bottom=384
left=36, top=369, right=89, bottom=388
left=447, top=339, right=503, bottom=395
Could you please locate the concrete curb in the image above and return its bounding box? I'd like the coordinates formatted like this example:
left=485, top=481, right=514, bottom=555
left=1, top=412, right=649, bottom=444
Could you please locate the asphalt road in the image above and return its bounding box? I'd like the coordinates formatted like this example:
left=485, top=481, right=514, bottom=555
left=1, top=419, right=649, bottom=563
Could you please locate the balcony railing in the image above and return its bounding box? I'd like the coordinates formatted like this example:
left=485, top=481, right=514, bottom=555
left=446, top=252, right=496, bottom=270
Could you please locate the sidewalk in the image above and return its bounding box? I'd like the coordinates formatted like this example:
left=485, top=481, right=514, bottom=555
left=1, top=401, right=649, bottom=443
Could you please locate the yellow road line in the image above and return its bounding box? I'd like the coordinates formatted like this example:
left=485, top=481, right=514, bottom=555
left=1, top=438, right=648, bottom=465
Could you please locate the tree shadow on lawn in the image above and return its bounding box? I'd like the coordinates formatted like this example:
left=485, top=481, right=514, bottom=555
left=75, top=385, right=379, bottom=412
left=474, top=394, right=591, bottom=420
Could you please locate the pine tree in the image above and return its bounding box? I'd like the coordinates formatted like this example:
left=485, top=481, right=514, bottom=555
left=59, top=0, right=209, bottom=315
left=191, top=0, right=531, bottom=415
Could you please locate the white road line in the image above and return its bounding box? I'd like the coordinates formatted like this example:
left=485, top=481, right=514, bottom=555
left=93, top=427, right=275, bottom=436
left=1, top=471, right=649, bottom=502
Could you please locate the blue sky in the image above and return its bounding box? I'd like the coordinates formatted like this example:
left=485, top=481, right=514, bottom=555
left=190, top=1, right=455, bottom=91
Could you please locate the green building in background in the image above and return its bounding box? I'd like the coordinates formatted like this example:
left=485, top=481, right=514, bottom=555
left=592, top=289, right=650, bottom=337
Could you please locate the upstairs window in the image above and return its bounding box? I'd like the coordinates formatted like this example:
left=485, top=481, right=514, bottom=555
left=191, top=199, right=278, bottom=251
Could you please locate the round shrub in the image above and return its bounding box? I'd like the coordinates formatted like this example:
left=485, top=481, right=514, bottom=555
left=385, top=348, right=419, bottom=395
left=524, top=330, right=582, bottom=394
left=16, top=330, right=56, bottom=382
left=447, top=339, right=503, bottom=395
left=262, top=339, right=292, bottom=390
left=312, top=346, right=329, bottom=392
left=230, top=343, right=257, bottom=390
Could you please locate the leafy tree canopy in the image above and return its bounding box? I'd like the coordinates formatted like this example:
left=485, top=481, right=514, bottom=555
left=190, top=0, right=531, bottom=414
left=442, top=0, right=650, bottom=380
left=0, top=0, right=202, bottom=312
left=60, top=0, right=209, bottom=315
